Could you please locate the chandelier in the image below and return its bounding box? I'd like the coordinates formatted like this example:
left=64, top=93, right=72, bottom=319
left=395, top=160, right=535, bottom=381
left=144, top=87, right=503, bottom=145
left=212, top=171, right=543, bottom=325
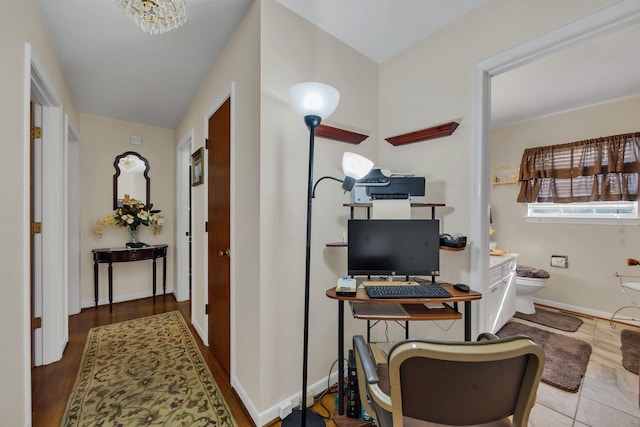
left=117, top=0, right=187, bottom=35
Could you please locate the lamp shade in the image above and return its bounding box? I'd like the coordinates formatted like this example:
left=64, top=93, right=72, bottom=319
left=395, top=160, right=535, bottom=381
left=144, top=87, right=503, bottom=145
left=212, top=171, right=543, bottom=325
left=288, top=82, right=340, bottom=120
left=341, top=152, right=374, bottom=191
left=342, top=152, right=374, bottom=180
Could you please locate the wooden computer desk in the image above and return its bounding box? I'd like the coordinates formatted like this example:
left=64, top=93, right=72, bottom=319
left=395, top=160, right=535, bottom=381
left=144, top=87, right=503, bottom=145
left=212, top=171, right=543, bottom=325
left=326, top=281, right=482, bottom=418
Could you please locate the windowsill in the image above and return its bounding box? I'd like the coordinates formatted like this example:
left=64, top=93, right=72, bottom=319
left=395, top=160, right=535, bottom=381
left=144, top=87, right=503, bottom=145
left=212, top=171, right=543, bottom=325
left=524, top=216, right=640, bottom=225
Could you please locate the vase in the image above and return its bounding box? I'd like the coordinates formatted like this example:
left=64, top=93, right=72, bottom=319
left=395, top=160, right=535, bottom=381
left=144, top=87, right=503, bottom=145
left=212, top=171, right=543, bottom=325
left=126, top=227, right=145, bottom=248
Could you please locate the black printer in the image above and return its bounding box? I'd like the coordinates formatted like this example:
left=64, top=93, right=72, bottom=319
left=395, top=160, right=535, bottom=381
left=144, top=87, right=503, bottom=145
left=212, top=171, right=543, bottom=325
left=351, top=168, right=425, bottom=203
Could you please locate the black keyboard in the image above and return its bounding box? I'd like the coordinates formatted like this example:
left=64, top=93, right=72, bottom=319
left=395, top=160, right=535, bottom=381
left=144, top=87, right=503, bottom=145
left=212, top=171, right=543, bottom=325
left=365, top=284, right=451, bottom=299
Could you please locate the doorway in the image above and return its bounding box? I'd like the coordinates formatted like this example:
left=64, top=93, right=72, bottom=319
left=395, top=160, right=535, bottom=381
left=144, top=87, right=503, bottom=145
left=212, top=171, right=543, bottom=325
left=469, top=1, right=640, bottom=338
left=176, top=131, right=194, bottom=303
left=207, top=97, right=232, bottom=377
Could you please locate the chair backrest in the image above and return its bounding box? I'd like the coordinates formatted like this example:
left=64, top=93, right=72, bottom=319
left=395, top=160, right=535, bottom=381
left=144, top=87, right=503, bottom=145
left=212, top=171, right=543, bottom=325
left=353, top=334, right=545, bottom=427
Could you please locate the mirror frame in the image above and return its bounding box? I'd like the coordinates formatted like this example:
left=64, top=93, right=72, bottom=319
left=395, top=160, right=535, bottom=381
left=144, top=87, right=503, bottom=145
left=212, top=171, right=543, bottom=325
left=113, top=151, right=150, bottom=209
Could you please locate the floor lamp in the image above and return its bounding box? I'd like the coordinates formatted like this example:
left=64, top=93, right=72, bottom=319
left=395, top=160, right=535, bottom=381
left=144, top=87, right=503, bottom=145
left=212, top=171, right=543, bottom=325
left=283, top=82, right=373, bottom=427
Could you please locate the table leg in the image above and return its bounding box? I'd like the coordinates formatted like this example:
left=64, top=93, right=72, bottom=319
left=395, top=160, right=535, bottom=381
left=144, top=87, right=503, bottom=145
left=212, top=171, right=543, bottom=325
left=464, top=301, right=471, bottom=341
left=338, top=299, right=345, bottom=415
left=162, top=255, right=167, bottom=295
left=152, top=258, right=157, bottom=304
left=108, top=262, right=113, bottom=313
left=93, top=262, right=99, bottom=308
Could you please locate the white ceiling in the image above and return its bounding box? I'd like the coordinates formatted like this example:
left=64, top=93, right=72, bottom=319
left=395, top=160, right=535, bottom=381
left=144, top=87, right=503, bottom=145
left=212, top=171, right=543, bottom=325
left=491, top=22, right=640, bottom=128
left=35, top=0, right=640, bottom=130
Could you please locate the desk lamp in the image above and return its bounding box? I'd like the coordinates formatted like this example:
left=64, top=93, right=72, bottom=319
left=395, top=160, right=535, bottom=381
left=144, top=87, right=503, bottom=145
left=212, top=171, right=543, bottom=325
left=284, top=82, right=373, bottom=427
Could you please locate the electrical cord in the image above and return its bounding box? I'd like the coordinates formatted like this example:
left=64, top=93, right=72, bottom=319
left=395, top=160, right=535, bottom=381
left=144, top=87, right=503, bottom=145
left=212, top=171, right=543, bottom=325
left=313, top=358, right=349, bottom=420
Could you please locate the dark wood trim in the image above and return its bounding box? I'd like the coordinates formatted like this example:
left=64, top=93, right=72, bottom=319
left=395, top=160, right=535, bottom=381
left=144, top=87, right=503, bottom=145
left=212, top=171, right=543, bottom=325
left=316, top=124, right=368, bottom=144
left=385, top=121, right=459, bottom=146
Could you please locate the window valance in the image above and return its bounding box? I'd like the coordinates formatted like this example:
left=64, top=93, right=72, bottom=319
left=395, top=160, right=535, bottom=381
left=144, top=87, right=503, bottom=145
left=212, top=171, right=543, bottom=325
left=517, top=132, right=640, bottom=203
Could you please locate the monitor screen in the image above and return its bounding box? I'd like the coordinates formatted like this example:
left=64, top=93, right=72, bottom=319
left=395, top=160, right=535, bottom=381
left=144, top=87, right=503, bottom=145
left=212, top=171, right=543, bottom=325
left=347, top=219, right=440, bottom=277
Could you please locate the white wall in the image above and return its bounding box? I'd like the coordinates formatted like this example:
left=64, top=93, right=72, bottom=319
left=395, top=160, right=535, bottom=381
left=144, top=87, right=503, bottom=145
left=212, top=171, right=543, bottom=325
left=80, top=113, right=176, bottom=306
left=173, top=0, right=262, bottom=418
left=0, top=0, right=79, bottom=425
left=491, top=95, right=640, bottom=315
left=376, top=0, right=615, bottom=340
left=259, top=0, right=379, bottom=417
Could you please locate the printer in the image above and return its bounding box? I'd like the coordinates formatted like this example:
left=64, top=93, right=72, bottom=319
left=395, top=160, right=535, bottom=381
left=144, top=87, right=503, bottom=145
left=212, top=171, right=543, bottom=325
left=351, top=168, right=425, bottom=203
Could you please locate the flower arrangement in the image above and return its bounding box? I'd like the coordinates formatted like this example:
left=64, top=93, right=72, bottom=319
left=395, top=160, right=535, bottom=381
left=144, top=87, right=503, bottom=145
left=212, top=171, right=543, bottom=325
left=94, top=194, right=164, bottom=238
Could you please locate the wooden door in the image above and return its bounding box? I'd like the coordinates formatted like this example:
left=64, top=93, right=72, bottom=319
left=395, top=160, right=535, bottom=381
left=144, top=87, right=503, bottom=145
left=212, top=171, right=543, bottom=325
left=207, top=98, right=231, bottom=376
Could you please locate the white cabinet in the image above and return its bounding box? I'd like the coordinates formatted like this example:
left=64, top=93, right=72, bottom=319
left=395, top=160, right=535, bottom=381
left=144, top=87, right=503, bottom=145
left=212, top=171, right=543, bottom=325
left=488, top=254, right=518, bottom=333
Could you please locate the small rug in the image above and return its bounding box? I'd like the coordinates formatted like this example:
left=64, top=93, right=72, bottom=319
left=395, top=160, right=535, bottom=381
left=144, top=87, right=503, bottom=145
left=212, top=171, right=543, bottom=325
left=60, top=311, right=237, bottom=426
left=497, top=321, right=592, bottom=393
left=621, top=329, right=640, bottom=374
left=514, top=307, right=583, bottom=332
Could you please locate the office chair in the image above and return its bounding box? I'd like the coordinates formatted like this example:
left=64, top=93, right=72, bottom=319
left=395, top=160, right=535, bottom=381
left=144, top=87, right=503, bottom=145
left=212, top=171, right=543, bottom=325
left=610, top=271, right=640, bottom=328
left=353, top=333, right=545, bottom=427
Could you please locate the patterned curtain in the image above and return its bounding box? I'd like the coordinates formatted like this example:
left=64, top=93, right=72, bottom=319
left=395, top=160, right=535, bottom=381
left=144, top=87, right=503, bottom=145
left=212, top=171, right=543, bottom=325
left=517, top=132, right=640, bottom=203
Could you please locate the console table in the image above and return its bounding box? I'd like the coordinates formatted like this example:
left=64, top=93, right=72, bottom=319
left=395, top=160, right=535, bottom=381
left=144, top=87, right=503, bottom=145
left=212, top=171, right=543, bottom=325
left=92, top=244, right=168, bottom=312
left=326, top=281, right=482, bottom=418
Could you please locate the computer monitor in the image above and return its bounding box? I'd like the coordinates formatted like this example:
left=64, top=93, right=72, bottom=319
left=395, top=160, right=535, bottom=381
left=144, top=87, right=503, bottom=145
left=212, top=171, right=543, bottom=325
left=347, top=219, right=440, bottom=277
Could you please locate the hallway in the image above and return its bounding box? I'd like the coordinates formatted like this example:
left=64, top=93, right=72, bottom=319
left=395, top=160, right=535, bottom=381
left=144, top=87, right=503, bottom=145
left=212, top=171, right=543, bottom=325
left=31, top=296, right=253, bottom=426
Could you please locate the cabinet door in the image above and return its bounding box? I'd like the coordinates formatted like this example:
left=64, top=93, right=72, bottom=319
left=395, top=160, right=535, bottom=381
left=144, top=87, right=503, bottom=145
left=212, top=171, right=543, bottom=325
left=502, top=260, right=517, bottom=323
left=488, top=280, right=503, bottom=333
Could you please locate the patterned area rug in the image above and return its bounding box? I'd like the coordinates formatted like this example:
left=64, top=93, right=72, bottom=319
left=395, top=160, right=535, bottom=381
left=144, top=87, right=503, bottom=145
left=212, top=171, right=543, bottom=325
left=514, top=307, right=583, bottom=332
left=621, top=329, right=640, bottom=374
left=497, top=321, right=592, bottom=393
left=60, top=311, right=237, bottom=426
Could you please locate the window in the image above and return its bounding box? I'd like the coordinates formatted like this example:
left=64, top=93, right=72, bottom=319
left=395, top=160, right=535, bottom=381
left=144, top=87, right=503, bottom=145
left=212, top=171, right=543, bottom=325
left=518, top=132, right=640, bottom=224
left=526, top=201, right=640, bottom=224
left=518, top=132, right=640, bottom=203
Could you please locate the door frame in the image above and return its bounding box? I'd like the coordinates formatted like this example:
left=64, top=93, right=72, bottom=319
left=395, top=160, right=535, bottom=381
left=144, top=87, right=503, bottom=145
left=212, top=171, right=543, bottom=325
left=202, top=82, right=237, bottom=386
left=67, top=115, right=81, bottom=315
left=24, top=42, right=69, bottom=421
left=176, top=130, right=194, bottom=302
left=469, top=0, right=640, bottom=338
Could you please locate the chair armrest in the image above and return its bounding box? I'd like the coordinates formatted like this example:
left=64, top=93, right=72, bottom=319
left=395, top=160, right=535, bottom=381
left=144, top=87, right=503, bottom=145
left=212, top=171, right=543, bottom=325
left=353, top=335, right=379, bottom=384
left=477, top=332, right=499, bottom=341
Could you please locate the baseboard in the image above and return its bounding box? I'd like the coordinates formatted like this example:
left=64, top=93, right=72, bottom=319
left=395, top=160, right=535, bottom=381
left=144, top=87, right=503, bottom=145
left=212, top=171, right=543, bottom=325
left=534, top=297, right=640, bottom=327
left=230, top=377, right=260, bottom=425
left=255, top=366, right=341, bottom=425
left=80, top=288, right=175, bottom=309
left=191, top=317, right=207, bottom=346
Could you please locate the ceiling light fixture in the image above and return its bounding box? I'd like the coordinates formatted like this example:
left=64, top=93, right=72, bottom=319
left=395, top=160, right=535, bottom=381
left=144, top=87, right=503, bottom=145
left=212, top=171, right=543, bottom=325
left=117, top=0, right=187, bottom=34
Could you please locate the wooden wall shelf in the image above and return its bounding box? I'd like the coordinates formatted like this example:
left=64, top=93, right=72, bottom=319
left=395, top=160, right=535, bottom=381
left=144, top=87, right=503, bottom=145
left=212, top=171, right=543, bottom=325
left=316, top=124, right=368, bottom=144
left=385, top=121, right=459, bottom=146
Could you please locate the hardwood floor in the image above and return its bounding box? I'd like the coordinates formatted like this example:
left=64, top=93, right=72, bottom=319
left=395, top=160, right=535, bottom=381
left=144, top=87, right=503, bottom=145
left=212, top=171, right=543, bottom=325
left=37, top=298, right=637, bottom=426
left=31, top=295, right=254, bottom=426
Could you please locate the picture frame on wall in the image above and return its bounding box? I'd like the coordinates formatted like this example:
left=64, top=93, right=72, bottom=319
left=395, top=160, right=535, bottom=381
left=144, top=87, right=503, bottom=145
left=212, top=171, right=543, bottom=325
left=191, top=147, right=204, bottom=186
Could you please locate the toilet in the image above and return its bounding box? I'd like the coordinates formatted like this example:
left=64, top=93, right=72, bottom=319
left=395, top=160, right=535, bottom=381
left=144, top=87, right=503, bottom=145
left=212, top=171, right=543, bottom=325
left=515, top=265, right=550, bottom=314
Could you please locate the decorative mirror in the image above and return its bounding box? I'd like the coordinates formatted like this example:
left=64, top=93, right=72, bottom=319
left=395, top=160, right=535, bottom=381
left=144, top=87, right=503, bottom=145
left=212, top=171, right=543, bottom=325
left=113, top=151, right=150, bottom=209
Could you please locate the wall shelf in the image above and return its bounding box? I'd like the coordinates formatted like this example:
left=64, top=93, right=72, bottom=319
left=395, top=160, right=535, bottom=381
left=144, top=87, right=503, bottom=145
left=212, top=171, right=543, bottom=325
left=385, top=121, right=459, bottom=146
left=316, top=124, right=368, bottom=144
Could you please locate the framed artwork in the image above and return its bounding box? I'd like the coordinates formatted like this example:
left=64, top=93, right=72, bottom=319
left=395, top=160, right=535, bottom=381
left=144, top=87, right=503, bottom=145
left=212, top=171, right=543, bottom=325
left=191, top=147, right=204, bottom=186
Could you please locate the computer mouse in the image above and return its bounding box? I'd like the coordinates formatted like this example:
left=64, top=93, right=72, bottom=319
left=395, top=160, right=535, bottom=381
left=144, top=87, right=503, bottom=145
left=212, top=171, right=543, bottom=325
left=454, top=283, right=470, bottom=292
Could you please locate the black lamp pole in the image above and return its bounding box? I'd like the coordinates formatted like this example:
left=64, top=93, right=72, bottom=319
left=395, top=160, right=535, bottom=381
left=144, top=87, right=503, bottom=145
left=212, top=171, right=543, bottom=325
left=282, top=114, right=325, bottom=427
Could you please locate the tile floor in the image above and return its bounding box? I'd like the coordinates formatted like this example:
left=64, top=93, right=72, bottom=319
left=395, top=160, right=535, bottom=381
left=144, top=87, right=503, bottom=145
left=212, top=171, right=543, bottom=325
left=514, top=309, right=640, bottom=427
